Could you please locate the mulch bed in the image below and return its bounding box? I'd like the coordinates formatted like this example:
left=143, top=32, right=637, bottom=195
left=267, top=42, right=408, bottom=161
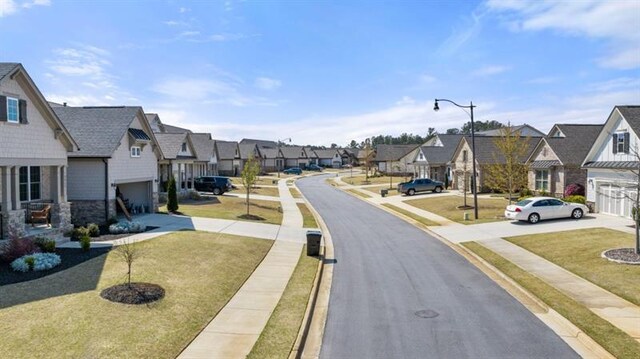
left=0, top=247, right=112, bottom=286
left=100, top=282, right=165, bottom=304
left=602, top=248, right=640, bottom=265
left=88, top=226, right=159, bottom=242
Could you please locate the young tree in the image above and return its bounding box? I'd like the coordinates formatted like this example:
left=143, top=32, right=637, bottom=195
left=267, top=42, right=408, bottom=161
left=483, top=125, right=530, bottom=204
left=241, top=156, right=261, bottom=216
left=363, top=139, right=372, bottom=182
left=116, top=239, right=142, bottom=287
left=455, top=160, right=470, bottom=208
left=620, top=146, right=640, bottom=255
left=167, top=175, right=179, bottom=213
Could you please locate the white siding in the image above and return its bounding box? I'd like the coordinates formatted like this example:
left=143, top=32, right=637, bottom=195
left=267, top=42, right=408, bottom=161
left=0, top=76, right=68, bottom=161
left=586, top=169, right=636, bottom=202
left=592, top=114, right=639, bottom=163
left=68, top=159, right=106, bottom=200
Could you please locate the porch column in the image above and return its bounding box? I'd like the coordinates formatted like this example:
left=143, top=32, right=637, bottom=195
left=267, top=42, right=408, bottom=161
left=50, top=166, right=61, bottom=204
left=190, top=164, right=195, bottom=189
left=61, top=166, right=67, bottom=202
left=1, top=166, right=12, bottom=211
left=11, top=166, right=20, bottom=210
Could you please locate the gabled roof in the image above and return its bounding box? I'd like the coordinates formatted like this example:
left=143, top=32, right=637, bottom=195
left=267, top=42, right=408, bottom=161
left=305, top=147, right=319, bottom=159
left=163, top=124, right=192, bottom=134
left=539, top=124, right=603, bottom=165
left=190, top=133, right=214, bottom=162
left=374, top=144, right=419, bottom=162
left=239, top=143, right=260, bottom=159
left=0, top=62, right=19, bottom=81
left=617, top=106, right=640, bottom=134
left=357, top=149, right=375, bottom=159
left=260, top=148, right=282, bottom=159
left=240, top=138, right=278, bottom=149
left=476, top=124, right=545, bottom=137
left=54, top=106, right=144, bottom=157
left=314, top=149, right=341, bottom=159
left=280, top=146, right=307, bottom=159
left=459, top=135, right=537, bottom=165
left=582, top=105, right=640, bottom=167
left=215, top=140, right=239, bottom=160
left=154, top=132, right=192, bottom=160
left=419, top=134, right=463, bottom=164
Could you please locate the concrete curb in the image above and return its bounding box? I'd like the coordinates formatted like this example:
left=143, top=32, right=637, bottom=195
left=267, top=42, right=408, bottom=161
left=331, top=176, right=614, bottom=359
left=288, top=180, right=335, bottom=359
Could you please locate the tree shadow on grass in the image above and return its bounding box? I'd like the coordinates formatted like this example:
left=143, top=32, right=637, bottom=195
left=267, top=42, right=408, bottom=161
left=237, top=214, right=266, bottom=221
left=0, top=247, right=111, bottom=309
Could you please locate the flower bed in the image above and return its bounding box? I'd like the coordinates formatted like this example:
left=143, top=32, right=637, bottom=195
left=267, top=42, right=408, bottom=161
left=11, top=253, right=61, bottom=272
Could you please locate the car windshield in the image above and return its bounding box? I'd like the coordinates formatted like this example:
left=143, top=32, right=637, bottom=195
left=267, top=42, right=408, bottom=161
left=515, top=199, right=533, bottom=206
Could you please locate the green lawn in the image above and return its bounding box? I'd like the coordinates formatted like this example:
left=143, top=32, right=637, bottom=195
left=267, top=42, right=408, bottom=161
left=362, top=185, right=400, bottom=196
left=406, top=195, right=509, bottom=224
left=505, top=228, right=640, bottom=306
left=0, top=232, right=272, bottom=359
left=463, top=242, right=640, bottom=359
left=382, top=204, right=440, bottom=227
left=342, top=175, right=407, bottom=186
left=247, top=246, right=320, bottom=358
left=297, top=203, right=319, bottom=228
left=160, top=196, right=283, bottom=225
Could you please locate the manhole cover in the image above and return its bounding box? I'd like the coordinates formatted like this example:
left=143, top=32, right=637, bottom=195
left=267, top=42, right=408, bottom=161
left=415, top=309, right=439, bottom=319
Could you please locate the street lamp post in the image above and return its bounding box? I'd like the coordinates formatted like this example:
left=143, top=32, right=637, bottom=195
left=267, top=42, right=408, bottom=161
left=277, top=137, right=291, bottom=178
left=434, top=98, right=479, bottom=220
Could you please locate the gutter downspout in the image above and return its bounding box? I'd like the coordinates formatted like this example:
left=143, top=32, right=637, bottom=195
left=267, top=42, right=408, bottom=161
left=102, top=158, right=109, bottom=223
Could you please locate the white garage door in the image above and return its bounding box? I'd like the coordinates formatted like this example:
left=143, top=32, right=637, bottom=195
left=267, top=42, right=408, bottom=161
left=597, top=183, right=636, bottom=218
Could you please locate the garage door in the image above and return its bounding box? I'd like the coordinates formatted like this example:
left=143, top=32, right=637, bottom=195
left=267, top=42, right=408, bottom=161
left=118, top=181, right=152, bottom=214
left=597, top=183, right=636, bottom=218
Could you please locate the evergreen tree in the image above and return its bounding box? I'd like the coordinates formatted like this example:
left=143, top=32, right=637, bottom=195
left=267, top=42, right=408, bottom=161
left=167, top=175, right=179, bottom=213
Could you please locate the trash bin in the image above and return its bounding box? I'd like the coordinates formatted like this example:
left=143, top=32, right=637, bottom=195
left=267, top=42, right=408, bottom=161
left=306, top=230, right=322, bottom=256
left=380, top=189, right=388, bottom=197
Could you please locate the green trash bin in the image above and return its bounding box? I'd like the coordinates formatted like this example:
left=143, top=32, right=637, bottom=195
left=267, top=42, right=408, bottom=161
left=306, top=230, right=322, bottom=256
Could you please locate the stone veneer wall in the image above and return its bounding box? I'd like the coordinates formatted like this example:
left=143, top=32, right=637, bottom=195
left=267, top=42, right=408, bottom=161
left=51, top=202, right=73, bottom=232
left=70, top=200, right=116, bottom=226
left=1, top=210, right=26, bottom=238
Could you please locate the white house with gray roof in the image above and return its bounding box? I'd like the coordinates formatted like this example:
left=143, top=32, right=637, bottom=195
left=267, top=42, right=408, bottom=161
left=375, top=144, right=420, bottom=175
left=54, top=105, right=160, bottom=225
left=215, top=140, right=241, bottom=176
left=313, top=148, right=342, bottom=168
left=582, top=106, right=640, bottom=218
left=0, top=63, right=78, bottom=239
left=412, top=134, right=463, bottom=182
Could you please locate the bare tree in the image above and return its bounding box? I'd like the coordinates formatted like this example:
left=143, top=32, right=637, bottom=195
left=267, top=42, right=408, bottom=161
left=241, top=155, right=261, bottom=216
left=116, top=239, right=142, bottom=287
left=455, top=160, right=470, bottom=208
left=617, top=145, right=640, bottom=255
left=363, top=139, right=372, bottom=182
left=483, top=125, right=530, bottom=204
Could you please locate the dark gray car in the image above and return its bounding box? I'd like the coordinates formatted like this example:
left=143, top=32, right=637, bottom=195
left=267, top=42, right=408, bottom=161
left=397, top=178, right=444, bottom=196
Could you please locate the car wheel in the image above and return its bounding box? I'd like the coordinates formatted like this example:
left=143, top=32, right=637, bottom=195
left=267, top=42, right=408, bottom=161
left=528, top=213, right=540, bottom=224
left=433, top=186, right=442, bottom=193
left=571, top=208, right=583, bottom=219
left=213, top=187, right=222, bottom=195
left=408, top=189, right=416, bottom=196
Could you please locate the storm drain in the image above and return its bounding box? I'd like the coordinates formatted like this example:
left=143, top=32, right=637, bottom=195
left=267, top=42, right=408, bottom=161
left=415, top=309, right=439, bottom=319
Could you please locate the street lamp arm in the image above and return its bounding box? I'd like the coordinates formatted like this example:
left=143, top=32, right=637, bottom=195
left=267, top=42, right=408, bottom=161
left=434, top=98, right=475, bottom=110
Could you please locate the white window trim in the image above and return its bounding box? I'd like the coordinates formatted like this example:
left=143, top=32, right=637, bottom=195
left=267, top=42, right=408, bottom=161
left=131, top=146, right=141, bottom=158
left=535, top=169, right=549, bottom=191
left=616, top=132, right=625, bottom=153
left=20, top=166, right=41, bottom=202
left=7, top=97, right=19, bottom=123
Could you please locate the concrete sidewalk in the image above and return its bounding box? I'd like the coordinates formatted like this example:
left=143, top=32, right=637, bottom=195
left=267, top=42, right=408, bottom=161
left=179, top=177, right=305, bottom=359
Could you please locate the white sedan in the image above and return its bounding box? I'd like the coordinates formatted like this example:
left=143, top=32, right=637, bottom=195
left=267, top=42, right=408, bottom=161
left=504, top=196, right=589, bottom=224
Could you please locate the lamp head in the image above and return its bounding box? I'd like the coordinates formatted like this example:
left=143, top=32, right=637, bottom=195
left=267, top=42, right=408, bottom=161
left=433, top=100, right=439, bottom=112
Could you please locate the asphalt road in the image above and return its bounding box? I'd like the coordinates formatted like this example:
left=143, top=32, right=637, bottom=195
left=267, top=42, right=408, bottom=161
left=297, top=174, right=579, bottom=359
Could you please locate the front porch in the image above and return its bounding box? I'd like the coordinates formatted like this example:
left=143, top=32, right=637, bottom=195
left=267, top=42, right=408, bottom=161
left=0, top=165, right=72, bottom=240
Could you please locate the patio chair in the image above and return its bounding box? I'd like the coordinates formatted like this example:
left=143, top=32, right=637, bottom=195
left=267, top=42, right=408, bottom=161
left=30, top=204, right=51, bottom=227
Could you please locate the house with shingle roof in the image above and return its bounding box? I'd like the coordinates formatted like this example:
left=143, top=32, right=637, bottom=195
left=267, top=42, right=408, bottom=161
left=582, top=106, right=640, bottom=218
left=374, top=144, right=420, bottom=175
left=313, top=148, right=342, bottom=168
left=260, top=147, right=284, bottom=173
left=475, top=124, right=545, bottom=137
left=240, top=138, right=278, bottom=149
left=341, top=148, right=359, bottom=166
left=280, top=146, right=310, bottom=169
left=412, top=134, right=463, bottom=182
left=527, top=124, right=602, bottom=196
left=451, top=130, right=538, bottom=192
left=54, top=104, right=161, bottom=225
left=0, top=63, right=79, bottom=238
left=239, top=143, right=262, bottom=173
left=214, top=140, right=241, bottom=176
left=190, top=132, right=216, bottom=177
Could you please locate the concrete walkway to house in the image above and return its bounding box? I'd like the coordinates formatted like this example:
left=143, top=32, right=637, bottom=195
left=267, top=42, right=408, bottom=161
left=178, top=177, right=305, bottom=359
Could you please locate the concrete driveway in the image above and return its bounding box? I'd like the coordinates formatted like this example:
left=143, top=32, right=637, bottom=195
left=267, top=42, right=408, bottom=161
left=297, top=175, right=579, bottom=359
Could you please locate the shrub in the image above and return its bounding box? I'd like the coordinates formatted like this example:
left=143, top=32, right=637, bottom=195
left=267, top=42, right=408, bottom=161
left=71, top=226, right=90, bottom=241
left=564, top=183, right=585, bottom=197
left=108, top=221, right=147, bottom=234
left=11, top=253, right=61, bottom=272
left=107, top=216, right=119, bottom=226
left=80, top=235, right=91, bottom=252
left=87, top=223, right=100, bottom=238
left=563, top=195, right=586, bottom=204
left=34, top=237, right=56, bottom=253
left=538, top=189, right=551, bottom=197
left=1, top=237, right=40, bottom=263
left=520, top=187, right=534, bottom=197
left=167, top=175, right=179, bottom=213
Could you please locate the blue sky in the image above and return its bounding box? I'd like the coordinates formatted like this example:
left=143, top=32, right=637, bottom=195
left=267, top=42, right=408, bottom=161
left=1, top=0, right=639, bottom=146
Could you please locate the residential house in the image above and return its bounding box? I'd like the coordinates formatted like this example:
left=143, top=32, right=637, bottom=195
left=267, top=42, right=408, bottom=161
left=527, top=124, right=602, bottom=196
left=413, top=134, right=463, bottom=182
left=475, top=124, right=545, bottom=137
left=305, top=147, right=319, bottom=166
left=280, top=146, right=310, bottom=168
left=238, top=143, right=262, bottom=172
left=239, top=138, right=278, bottom=149
left=314, top=148, right=342, bottom=168
left=54, top=105, right=160, bottom=225
left=451, top=131, right=539, bottom=192
left=582, top=106, right=640, bottom=218
left=0, top=63, right=78, bottom=238
left=190, top=133, right=216, bottom=178
left=340, top=148, right=358, bottom=166
left=215, top=140, right=241, bottom=176
left=356, top=148, right=375, bottom=169
left=260, top=147, right=284, bottom=172
left=375, top=144, right=420, bottom=175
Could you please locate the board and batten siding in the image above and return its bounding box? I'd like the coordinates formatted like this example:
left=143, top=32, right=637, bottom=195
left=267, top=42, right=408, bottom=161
left=591, top=113, right=639, bottom=163
left=0, top=75, right=68, bottom=161
left=67, top=159, right=106, bottom=200
left=108, top=115, right=159, bottom=199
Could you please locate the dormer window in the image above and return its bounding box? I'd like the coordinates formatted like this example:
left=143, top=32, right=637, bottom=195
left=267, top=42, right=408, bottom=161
left=462, top=150, right=468, bottom=162
left=419, top=153, right=424, bottom=160
left=613, top=132, right=629, bottom=154
left=131, top=146, right=141, bottom=157
left=7, top=97, right=19, bottom=123
left=181, top=143, right=187, bottom=152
